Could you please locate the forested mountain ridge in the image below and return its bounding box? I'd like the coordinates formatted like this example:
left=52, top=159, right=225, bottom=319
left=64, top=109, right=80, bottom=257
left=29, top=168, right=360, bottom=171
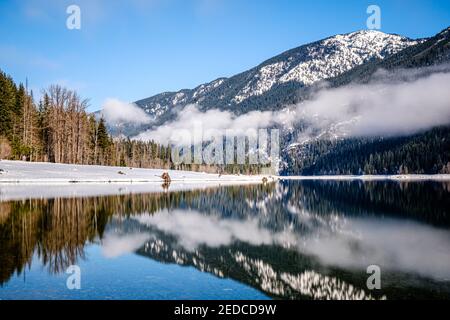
left=283, top=126, right=450, bottom=175
left=133, top=30, right=418, bottom=125
left=282, top=27, right=450, bottom=175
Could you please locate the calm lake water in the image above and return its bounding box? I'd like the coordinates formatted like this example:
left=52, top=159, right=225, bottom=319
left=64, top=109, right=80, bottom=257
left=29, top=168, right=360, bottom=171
left=1, top=180, right=450, bottom=300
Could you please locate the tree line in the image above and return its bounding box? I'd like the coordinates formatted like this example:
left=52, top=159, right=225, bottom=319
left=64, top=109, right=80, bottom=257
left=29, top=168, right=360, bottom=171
left=283, top=126, right=450, bottom=175
left=0, top=70, right=176, bottom=168
left=0, top=69, right=270, bottom=175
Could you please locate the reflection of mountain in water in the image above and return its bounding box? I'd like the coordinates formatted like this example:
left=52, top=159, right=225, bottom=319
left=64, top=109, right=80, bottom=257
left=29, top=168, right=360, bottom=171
left=130, top=221, right=383, bottom=300
left=1, top=181, right=450, bottom=299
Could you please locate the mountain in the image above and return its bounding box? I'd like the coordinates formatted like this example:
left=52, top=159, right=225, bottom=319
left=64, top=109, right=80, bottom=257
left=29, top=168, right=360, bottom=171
left=329, top=26, right=450, bottom=87
left=133, top=30, right=419, bottom=126
left=283, top=126, right=450, bottom=175
left=282, top=26, right=450, bottom=175
left=106, top=27, right=450, bottom=176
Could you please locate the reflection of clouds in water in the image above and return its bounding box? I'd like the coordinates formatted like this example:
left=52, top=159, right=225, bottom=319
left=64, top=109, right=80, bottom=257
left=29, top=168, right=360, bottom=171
left=305, top=218, right=450, bottom=280
left=101, top=232, right=150, bottom=258
left=286, top=203, right=349, bottom=234
left=134, top=209, right=450, bottom=280
left=134, top=210, right=296, bottom=251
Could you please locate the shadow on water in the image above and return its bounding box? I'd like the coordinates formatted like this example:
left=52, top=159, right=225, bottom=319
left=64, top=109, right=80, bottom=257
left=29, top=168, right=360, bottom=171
left=0, top=180, right=449, bottom=299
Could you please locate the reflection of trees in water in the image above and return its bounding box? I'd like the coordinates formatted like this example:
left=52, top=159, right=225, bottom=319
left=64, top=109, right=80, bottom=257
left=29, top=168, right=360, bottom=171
left=1, top=199, right=74, bottom=283
left=289, top=180, right=450, bottom=227
left=0, top=184, right=276, bottom=285
left=0, top=193, right=167, bottom=284
left=1, top=180, right=449, bottom=298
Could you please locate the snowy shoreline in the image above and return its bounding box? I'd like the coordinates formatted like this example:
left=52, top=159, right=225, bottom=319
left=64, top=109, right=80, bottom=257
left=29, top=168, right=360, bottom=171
left=1, top=160, right=449, bottom=201
left=1, top=160, right=449, bottom=185
left=0, top=160, right=271, bottom=201
left=0, top=160, right=269, bottom=184
left=280, top=174, right=450, bottom=181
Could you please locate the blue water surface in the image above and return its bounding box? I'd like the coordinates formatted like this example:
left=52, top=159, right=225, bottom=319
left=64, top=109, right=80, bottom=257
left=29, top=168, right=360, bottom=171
left=0, top=245, right=269, bottom=300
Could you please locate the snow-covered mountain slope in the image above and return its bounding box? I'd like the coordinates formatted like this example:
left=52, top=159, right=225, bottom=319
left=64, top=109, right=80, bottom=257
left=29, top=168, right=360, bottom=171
left=134, top=30, right=419, bottom=126
left=232, top=30, right=418, bottom=103
left=328, top=26, right=450, bottom=87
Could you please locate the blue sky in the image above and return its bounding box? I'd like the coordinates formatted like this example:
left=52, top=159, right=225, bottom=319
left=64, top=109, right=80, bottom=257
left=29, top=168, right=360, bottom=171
left=1, top=0, right=449, bottom=111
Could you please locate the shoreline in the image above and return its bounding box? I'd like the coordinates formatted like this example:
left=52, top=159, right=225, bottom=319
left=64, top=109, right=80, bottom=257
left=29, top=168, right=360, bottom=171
left=279, top=174, right=450, bottom=181
left=1, top=160, right=449, bottom=201
left=1, top=160, right=450, bottom=184
left=0, top=160, right=270, bottom=184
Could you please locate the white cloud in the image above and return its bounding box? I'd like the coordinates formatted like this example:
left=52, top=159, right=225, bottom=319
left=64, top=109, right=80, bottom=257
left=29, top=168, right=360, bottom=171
left=297, top=69, right=450, bottom=137
left=101, top=98, right=152, bottom=125
left=134, top=104, right=277, bottom=145
left=134, top=66, right=450, bottom=145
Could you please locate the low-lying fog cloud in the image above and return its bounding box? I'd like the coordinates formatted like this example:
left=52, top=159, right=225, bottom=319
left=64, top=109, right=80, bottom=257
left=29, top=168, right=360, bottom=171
left=101, top=98, right=152, bottom=125
left=134, top=104, right=282, bottom=145
left=300, top=69, right=450, bottom=137
left=128, top=65, right=450, bottom=144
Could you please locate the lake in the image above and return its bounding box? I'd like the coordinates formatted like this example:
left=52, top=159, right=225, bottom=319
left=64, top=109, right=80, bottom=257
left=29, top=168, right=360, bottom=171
left=1, top=180, right=450, bottom=300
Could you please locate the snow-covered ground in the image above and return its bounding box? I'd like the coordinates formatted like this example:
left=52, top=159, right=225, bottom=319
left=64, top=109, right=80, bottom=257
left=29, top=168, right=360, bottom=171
left=1, top=160, right=449, bottom=201
left=282, top=175, right=450, bottom=181
left=1, top=160, right=449, bottom=184
left=0, top=160, right=274, bottom=201
left=0, top=160, right=269, bottom=184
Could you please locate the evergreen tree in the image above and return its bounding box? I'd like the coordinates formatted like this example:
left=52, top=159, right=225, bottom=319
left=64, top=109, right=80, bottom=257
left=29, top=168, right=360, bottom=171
left=97, top=118, right=110, bottom=151
left=0, top=71, right=16, bottom=137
